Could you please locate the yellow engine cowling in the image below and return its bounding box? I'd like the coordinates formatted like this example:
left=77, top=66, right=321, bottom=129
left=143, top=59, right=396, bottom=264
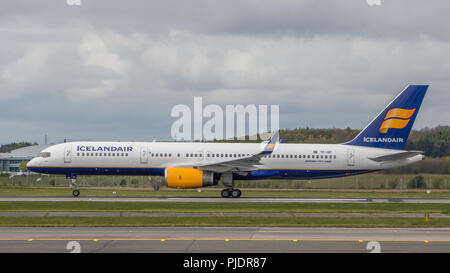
left=164, top=167, right=217, bottom=189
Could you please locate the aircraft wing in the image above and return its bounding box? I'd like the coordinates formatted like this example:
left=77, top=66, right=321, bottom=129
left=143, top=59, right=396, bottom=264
left=368, top=150, right=423, bottom=162
left=196, top=131, right=279, bottom=173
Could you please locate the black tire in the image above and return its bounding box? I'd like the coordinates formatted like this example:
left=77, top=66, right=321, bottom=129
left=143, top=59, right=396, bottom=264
left=72, top=189, right=80, bottom=197
left=221, top=189, right=231, bottom=198
left=231, top=189, right=241, bottom=198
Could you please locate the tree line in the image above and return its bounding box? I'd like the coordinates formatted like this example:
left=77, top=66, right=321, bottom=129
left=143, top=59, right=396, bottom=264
left=0, top=142, right=37, bottom=153
left=280, top=125, right=449, bottom=157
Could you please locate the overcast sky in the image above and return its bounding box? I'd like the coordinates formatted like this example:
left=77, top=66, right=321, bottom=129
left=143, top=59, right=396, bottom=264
left=0, top=0, right=449, bottom=144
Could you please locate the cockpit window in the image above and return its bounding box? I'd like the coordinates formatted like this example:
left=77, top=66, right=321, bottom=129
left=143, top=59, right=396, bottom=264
left=40, top=152, right=51, bottom=158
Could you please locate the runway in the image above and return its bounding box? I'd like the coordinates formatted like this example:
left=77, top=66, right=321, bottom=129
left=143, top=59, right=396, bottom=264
left=0, top=227, right=449, bottom=253
left=1, top=196, right=449, bottom=203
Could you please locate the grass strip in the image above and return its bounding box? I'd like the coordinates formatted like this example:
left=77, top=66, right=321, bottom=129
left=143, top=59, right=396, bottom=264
left=1, top=187, right=450, bottom=198
left=0, top=216, right=448, bottom=227
left=0, top=202, right=448, bottom=214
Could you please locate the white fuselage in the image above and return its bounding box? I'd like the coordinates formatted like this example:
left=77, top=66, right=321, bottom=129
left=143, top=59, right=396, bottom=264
left=27, top=141, right=423, bottom=180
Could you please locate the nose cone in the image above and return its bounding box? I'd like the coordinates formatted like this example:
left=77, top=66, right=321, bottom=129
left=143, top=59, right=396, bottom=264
left=27, top=158, right=40, bottom=170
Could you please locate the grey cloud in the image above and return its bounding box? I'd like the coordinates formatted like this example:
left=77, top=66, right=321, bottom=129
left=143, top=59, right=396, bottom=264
left=0, top=0, right=449, bottom=144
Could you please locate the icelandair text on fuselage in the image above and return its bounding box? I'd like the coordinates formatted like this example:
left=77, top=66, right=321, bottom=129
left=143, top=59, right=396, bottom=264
left=363, top=137, right=404, bottom=143
left=76, top=146, right=133, bottom=152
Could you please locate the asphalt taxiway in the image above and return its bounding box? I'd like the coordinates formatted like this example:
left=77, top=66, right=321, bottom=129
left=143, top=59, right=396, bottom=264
left=0, top=227, right=449, bottom=253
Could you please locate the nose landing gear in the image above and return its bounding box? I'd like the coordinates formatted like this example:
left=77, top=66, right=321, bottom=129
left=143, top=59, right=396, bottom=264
left=67, top=174, right=80, bottom=197
left=72, top=189, right=80, bottom=197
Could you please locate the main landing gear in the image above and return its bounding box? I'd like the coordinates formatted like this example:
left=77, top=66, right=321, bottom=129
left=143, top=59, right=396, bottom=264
left=68, top=174, right=80, bottom=197
left=221, top=188, right=242, bottom=198
left=220, top=173, right=241, bottom=198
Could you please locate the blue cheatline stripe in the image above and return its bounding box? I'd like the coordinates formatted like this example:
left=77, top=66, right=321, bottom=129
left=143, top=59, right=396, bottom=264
left=27, top=167, right=166, bottom=176
left=235, top=169, right=376, bottom=180
left=27, top=167, right=377, bottom=180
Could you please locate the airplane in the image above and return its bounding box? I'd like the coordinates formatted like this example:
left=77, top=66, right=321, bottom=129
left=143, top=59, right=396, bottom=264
left=27, top=85, right=428, bottom=198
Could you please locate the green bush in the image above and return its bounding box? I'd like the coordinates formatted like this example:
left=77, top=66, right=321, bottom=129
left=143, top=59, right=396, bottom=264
left=407, top=175, right=426, bottom=189
left=432, top=178, right=443, bottom=189
left=130, top=179, right=139, bottom=186
left=389, top=178, right=399, bottom=189
left=120, top=179, right=127, bottom=187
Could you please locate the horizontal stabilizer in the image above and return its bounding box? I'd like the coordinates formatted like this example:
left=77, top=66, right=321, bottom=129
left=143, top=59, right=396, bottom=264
left=368, top=150, right=423, bottom=162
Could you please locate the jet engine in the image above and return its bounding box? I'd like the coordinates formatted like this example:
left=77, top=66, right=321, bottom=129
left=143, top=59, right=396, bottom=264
left=164, top=167, right=218, bottom=189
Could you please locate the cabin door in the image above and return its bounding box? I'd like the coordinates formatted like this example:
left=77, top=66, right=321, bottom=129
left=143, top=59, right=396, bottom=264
left=64, top=145, right=72, bottom=163
left=347, top=149, right=355, bottom=166
left=140, top=146, right=148, bottom=164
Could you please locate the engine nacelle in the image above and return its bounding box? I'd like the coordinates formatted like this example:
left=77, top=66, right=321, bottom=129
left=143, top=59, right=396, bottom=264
left=164, top=167, right=218, bottom=189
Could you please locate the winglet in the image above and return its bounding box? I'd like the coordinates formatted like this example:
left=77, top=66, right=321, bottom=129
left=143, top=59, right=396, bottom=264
left=261, top=131, right=279, bottom=154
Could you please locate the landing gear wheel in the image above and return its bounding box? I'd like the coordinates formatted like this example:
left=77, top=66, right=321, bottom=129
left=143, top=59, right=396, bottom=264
left=221, top=189, right=232, bottom=198
left=72, top=189, right=80, bottom=197
left=231, top=189, right=242, bottom=198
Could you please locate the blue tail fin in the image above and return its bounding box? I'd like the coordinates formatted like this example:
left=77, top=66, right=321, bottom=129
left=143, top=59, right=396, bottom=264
left=344, top=85, right=428, bottom=150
